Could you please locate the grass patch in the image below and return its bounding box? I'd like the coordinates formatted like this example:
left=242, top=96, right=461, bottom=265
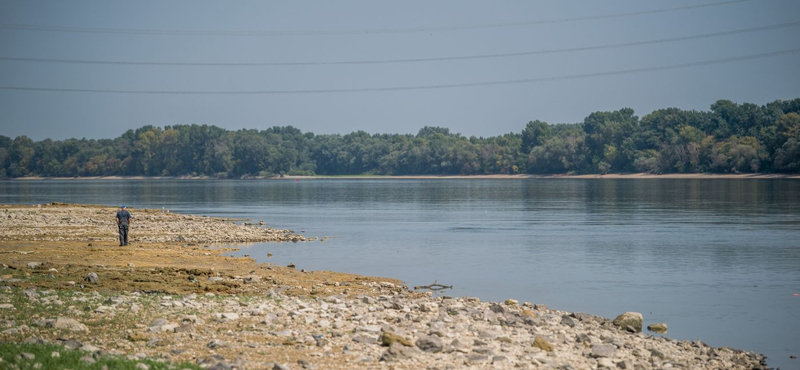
left=0, top=342, right=202, bottom=370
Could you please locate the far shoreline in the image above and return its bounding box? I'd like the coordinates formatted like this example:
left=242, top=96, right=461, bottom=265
left=5, top=172, right=800, bottom=180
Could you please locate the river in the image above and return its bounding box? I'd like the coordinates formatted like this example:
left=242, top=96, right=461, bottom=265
left=1, top=178, right=798, bottom=369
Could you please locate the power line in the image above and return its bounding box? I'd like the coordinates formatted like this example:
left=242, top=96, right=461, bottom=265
left=2, top=21, right=796, bottom=67
left=0, top=0, right=762, bottom=37
left=1, top=48, right=797, bottom=95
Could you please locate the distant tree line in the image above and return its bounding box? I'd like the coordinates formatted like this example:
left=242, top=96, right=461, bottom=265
left=1, top=98, right=799, bottom=178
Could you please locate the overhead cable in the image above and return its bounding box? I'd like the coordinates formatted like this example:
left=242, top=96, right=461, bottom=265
left=1, top=21, right=796, bottom=67
left=0, top=0, right=762, bottom=36
left=1, top=48, right=798, bottom=95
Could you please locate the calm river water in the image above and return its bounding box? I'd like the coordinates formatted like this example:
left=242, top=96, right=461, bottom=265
left=1, top=179, right=799, bottom=369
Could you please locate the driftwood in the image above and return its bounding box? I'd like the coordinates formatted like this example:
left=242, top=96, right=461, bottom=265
left=413, top=280, right=453, bottom=291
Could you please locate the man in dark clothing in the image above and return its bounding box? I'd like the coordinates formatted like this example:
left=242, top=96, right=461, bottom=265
left=116, top=205, right=133, bottom=246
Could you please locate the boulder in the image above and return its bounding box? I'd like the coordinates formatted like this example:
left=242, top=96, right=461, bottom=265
left=612, top=312, right=643, bottom=332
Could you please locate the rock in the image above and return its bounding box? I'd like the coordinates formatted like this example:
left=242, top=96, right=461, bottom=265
left=21, top=353, right=35, bottom=360
left=591, top=344, right=617, bottom=358
left=149, top=318, right=167, bottom=327
left=650, top=348, right=667, bottom=360
left=174, top=323, right=193, bottom=333
left=468, top=355, right=490, bottom=363
left=647, top=322, right=668, bottom=333
left=597, top=358, right=615, bottom=369
left=0, top=304, right=15, bottom=310
left=561, top=315, right=577, bottom=327
left=612, top=312, right=643, bottom=332
left=359, top=325, right=381, bottom=333
left=492, top=355, right=508, bottom=364
left=2, top=327, right=20, bottom=335
left=352, top=334, right=378, bottom=345
left=84, top=272, right=99, bottom=284
left=416, top=335, right=443, bottom=353
left=135, top=363, right=150, bottom=370
left=504, top=299, right=519, bottom=306
left=160, top=324, right=178, bottom=332
left=532, top=336, right=554, bottom=352
left=272, top=364, right=291, bottom=370
left=208, top=277, right=224, bottom=282
left=419, top=302, right=437, bottom=312
left=243, top=275, right=261, bottom=283
left=51, top=317, right=88, bottom=332
left=80, top=355, right=96, bottom=364
left=27, top=262, right=42, bottom=269
left=533, top=304, right=549, bottom=311
left=380, top=342, right=416, bottom=362
left=61, top=339, right=82, bottom=349
left=207, top=339, right=228, bottom=349
left=214, top=312, right=239, bottom=321
left=128, top=333, right=148, bottom=342
left=380, top=332, right=413, bottom=347
left=80, top=344, right=100, bottom=353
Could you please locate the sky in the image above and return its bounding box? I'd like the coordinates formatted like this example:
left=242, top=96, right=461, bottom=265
left=1, top=0, right=799, bottom=140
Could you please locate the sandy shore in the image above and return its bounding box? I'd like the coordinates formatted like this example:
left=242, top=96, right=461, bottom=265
left=0, top=204, right=771, bottom=369
left=8, top=173, right=800, bottom=180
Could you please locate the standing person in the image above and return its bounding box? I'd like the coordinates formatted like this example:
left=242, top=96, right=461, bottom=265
left=116, top=205, right=133, bottom=246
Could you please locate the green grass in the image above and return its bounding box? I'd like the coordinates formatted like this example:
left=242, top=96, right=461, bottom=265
left=0, top=342, right=202, bottom=370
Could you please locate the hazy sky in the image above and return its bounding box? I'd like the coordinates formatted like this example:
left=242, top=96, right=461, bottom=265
left=1, top=0, right=799, bottom=140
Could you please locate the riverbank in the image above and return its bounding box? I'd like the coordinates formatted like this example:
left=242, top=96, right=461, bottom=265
left=7, top=172, right=800, bottom=180
left=286, top=173, right=800, bottom=180
left=0, top=204, right=771, bottom=369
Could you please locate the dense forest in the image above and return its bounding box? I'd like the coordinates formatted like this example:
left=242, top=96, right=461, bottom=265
left=1, top=98, right=799, bottom=178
